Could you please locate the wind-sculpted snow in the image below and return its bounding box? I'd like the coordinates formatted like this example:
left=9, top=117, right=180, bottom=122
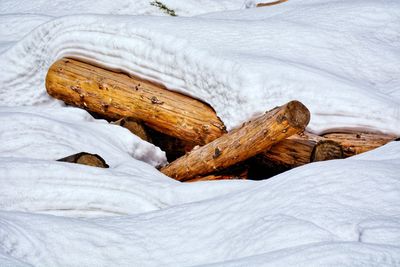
left=1, top=145, right=400, bottom=266
left=1, top=0, right=400, bottom=266
left=1, top=0, right=400, bottom=134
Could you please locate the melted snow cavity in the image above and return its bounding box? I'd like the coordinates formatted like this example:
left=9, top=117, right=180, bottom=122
left=0, top=0, right=400, bottom=266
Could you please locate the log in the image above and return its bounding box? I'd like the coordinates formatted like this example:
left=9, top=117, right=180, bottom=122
left=186, top=162, right=249, bottom=182
left=111, top=118, right=196, bottom=161
left=255, top=132, right=343, bottom=169
left=111, top=117, right=152, bottom=142
left=322, top=132, right=396, bottom=157
left=256, top=0, right=288, bottom=7
left=46, top=58, right=226, bottom=145
left=256, top=131, right=396, bottom=169
left=186, top=172, right=247, bottom=182
left=161, top=100, right=310, bottom=181
left=57, top=152, right=109, bottom=168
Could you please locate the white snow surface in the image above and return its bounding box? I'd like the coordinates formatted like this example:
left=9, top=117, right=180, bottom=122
left=0, top=0, right=400, bottom=266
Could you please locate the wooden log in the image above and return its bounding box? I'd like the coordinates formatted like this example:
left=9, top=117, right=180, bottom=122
left=322, top=132, right=396, bottom=157
left=111, top=118, right=196, bottom=161
left=256, top=0, right=288, bottom=7
left=46, top=58, right=226, bottom=145
left=111, top=117, right=152, bottom=142
left=255, top=132, right=343, bottom=168
left=186, top=173, right=247, bottom=182
left=256, top=131, right=396, bottom=169
left=186, top=162, right=249, bottom=182
left=160, top=100, right=310, bottom=181
left=57, top=152, right=109, bottom=168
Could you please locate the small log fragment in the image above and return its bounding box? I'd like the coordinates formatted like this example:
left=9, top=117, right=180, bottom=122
left=322, top=132, right=397, bottom=157
left=111, top=118, right=196, bottom=161
left=46, top=58, right=226, bottom=145
left=111, top=117, right=152, bottom=142
left=161, top=100, right=310, bottom=181
left=57, top=152, right=109, bottom=168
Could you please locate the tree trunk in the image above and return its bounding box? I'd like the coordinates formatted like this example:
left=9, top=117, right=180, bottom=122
left=46, top=58, right=226, bottom=145
left=160, top=100, right=310, bottom=181
left=322, top=132, right=396, bottom=157
left=256, top=132, right=343, bottom=168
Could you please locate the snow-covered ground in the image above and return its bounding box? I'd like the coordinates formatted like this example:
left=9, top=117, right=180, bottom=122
left=0, top=0, right=399, bottom=266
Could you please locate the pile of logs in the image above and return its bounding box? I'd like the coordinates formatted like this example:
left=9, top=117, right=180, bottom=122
left=46, top=58, right=397, bottom=182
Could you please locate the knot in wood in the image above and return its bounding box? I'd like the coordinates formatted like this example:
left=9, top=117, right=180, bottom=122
left=213, top=147, right=222, bottom=159
left=151, top=96, right=164, bottom=105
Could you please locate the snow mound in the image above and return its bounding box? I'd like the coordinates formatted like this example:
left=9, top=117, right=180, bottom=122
left=1, top=0, right=400, bottom=266
left=1, top=0, right=400, bottom=134
left=1, top=142, right=400, bottom=266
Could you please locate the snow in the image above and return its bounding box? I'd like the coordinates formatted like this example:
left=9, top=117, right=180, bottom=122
left=0, top=0, right=400, bottom=266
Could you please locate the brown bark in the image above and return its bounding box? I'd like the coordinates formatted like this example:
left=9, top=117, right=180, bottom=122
left=111, top=117, right=152, bottom=142
left=186, top=172, right=247, bottom=182
left=57, top=152, right=109, bottom=168
left=253, top=132, right=343, bottom=173
left=111, top=118, right=196, bottom=161
left=46, top=58, right=226, bottom=145
left=322, top=132, right=396, bottom=157
left=256, top=0, right=288, bottom=7
left=256, top=131, right=396, bottom=169
left=160, top=100, right=310, bottom=181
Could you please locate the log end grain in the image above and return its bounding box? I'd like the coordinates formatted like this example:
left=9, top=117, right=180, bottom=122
left=57, top=152, right=109, bottom=168
left=284, top=100, right=311, bottom=130
left=311, top=140, right=343, bottom=162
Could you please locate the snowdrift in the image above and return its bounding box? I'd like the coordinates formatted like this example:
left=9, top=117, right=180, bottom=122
left=0, top=0, right=399, bottom=266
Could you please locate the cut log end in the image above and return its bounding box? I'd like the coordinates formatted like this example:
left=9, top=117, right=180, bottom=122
left=57, top=152, right=109, bottom=168
left=311, top=140, right=343, bottom=162
left=284, top=100, right=311, bottom=130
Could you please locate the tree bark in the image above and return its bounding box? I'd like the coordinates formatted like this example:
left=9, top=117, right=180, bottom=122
left=46, top=58, right=226, bottom=145
left=322, top=132, right=396, bottom=157
left=160, top=100, right=310, bottom=181
left=256, top=132, right=343, bottom=168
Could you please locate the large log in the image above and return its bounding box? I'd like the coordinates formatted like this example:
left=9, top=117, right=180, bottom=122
left=256, top=131, right=396, bottom=169
left=255, top=132, right=343, bottom=169
left=161, top=100, right=310, bottom=181
left=322, top=132, right=396, bottom=157
left=46, top=58, right=226, bottom=145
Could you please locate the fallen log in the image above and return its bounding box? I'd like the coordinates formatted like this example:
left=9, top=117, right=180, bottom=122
left=256, top=0, right=288, bottom=7
left=255, top=131, right=396, bottom=170
left=322, top=132, right=396, bottom=157
left=46, top=58, right=226, bottom=145
left=186, top=173, right=247, bottom=182
left=57, top=152, right=109, bottom=168
left=161, top=100, right=310, bottom=181
left=255, top=132, right=343, bottom=169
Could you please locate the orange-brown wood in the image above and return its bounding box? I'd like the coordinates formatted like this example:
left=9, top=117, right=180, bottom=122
left=46, top=58, right=226, bottom=145
left=322, top=132, right=396, bottom=157
left=256, top=0, right=288, bottom=7
left=160, top=100, right=310, bottom=181
left=257, top=132, right=343, bottom=168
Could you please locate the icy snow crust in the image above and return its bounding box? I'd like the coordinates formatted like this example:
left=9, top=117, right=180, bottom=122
left=1, top=0, right=400, bottom=266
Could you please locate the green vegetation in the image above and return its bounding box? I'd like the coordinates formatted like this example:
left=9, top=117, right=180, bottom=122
left=150, top=1, right=177, bottom=16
